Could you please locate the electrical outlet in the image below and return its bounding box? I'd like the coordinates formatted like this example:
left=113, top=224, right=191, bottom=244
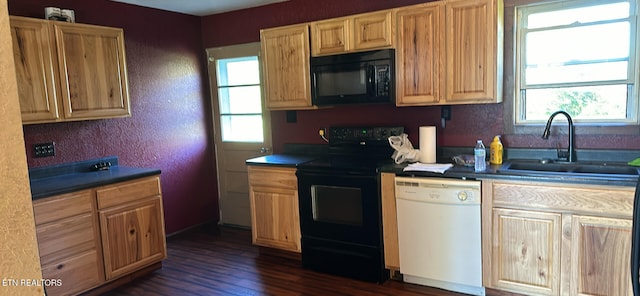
left=34, top=142, right=55, bottom=158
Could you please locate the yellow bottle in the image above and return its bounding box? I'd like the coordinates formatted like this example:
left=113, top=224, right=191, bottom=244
left=489, top=135, right=503, bottom=165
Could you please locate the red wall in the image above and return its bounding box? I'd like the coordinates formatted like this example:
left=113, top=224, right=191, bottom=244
left=9, top=0, right=218, bottom=234
left=203, top=0, right=640, bottom=152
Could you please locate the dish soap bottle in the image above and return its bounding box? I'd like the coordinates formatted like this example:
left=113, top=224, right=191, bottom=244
left=474, top=140, right=486, bottom=172
left=490, top=135, right=503, bottom=165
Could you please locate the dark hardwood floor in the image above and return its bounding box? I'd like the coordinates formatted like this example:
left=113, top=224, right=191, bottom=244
left=103, top=225, right=514, bottom=296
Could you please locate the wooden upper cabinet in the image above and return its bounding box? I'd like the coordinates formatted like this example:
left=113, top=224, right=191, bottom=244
left=9, top=16, right=131, bottom=124
left=311, top=18, right=350, bottom=56
left=260, top=24, right=314, bottom=110
left=445, top=0, right=502, bottom=104
left=395, top=3, right=444, bottom=106
left=395, top=0, right=503, bottom=106
left=54, top=22, right=131, bottom=120
left=10, top=16, right=60, bottom=122
left=352, top=10, right=394, bottom=51
left=311, top=10, right=393, bottom=56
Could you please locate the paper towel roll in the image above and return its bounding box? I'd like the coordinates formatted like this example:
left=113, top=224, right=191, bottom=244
left=419, top=126, right=436, bottom=163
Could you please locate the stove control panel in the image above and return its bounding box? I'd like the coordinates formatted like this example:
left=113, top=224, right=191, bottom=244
left=329, top=126, right=404, bottom=142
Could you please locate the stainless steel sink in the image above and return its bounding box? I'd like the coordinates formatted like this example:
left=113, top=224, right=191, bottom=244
left=499, top=160, right=639, bottom=176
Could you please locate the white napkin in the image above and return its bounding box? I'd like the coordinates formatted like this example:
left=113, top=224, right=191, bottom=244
left=403, top=162, right=453, bottom=173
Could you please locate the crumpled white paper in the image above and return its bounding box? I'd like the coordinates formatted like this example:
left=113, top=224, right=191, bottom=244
left=388, top=133, right=420, bottom=164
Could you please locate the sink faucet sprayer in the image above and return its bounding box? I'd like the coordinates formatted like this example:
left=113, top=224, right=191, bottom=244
left=541, top=110, right=577, bottom=162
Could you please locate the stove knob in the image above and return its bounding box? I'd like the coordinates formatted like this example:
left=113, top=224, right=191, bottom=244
left=457, top=191, right=468, bottom=201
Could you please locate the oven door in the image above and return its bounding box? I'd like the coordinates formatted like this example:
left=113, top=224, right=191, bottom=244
left=297, top=169, right=382, bottom=246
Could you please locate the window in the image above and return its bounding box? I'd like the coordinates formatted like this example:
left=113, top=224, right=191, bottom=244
left=216, top=56, right=264, bottom=142
left=516, top=0, right=639, bottom=124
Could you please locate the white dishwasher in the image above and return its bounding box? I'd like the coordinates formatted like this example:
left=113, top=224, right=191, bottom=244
left=395, top=177, right=484, bottom=296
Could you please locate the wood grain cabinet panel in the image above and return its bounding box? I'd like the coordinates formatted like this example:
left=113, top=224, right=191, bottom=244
left=352, top=11, right=394, bottom=51
left=395, top=2, right=444, bottom=106
left=444, top=0, right=502, bottom=104
left=33, top=175, right=166, bottom=294
left=570, top=215, right=632, bottom=296
left=395, top=0, right=503, bottom=106
left=96, top=176, right=162, bottom=210
left=9, top=16, right=131, bottom=124
left=247, top=166, right=301, bottom=252
left=311, top=18, right=350, bottom=56
left=41, top=250, right=102, bottom=296
left=482, top=179, right=634, bottom=296
left=260, top=24, right=314, bottom=110
left=33, top=189, right=104, bottom=296
left=9, top=16, right=60, bottom=122
left=491, top=208, right=561, bottom=296
left=380, top=172, right=400, bottom=271
left=310, top=10, right=393, bottom=56
left=99, top=196, right=167, bottom=280
left=54, top=22, right=130, bottom=120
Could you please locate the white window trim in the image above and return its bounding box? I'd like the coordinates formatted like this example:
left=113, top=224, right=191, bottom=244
left=503, top=0, right=640, bottom=135
left=513, top=0, right=640, bottom=126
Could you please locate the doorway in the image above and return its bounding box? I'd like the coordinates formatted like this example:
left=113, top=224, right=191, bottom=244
left=206, top=42, right=272, bottom=227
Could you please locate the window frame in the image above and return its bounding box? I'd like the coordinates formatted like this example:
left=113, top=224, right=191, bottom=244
left=504, top=0, right=640, bottom=135
left=215, top=55, right=265, bottom=143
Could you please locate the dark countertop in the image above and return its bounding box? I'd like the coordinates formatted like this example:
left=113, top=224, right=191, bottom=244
left=246, top=148, right=640, bottom=187
left=245, top=154, right=316, bottom=167
left=30, top=156, right=161, bottom=200
left=383, top=161, right=639, bottom=187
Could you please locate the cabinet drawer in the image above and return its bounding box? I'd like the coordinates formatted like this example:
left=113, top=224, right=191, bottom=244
left=36, top=213, right=97, bottom=266
left=96, top=176, right=161, bottom=209
left=248, top=166, right=297, bottom=190
left=33, top=190, right=93, bottom=225
left=489, top=180, right=635, bottom=218
left=41, top=250, right=102, bottom=296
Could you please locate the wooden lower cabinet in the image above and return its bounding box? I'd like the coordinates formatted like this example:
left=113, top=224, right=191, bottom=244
left=97, top=176, right=167, bottom=280
left=33, top=190, right=103, bottom=296
left=482, top=179, right=634, bottom=296
left=99, top=196, right=166, bottom=279
left=33, top=175, right=166, bottom=295
left=247, top=166, right=301, bottom=252
left=569, top=215, right=632, bottom=296
left=491, top=208, right=561, bottom=295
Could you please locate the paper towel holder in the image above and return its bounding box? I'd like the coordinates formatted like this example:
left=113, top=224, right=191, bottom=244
left=441, top=106, right=451, bottom=128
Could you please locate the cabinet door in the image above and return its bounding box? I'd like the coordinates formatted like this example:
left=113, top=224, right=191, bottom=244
left=352, top=11, right=393, bottom=50
left=260, top=24, right=314, bottom=110
left=492, top=208, right=561, bottom=296
left=9, top=16, right=60, bottom=123
left=54, top=22, right=131, bottom=120
left=395, top=3, right=444, bottom=106
left=570, top=215, right=632, bottom=296
left=248, top=166, right=301, bottom=252
left=445, top=0, right=500, bottom=103
left=99, top=196, right=167, bottom=280
left=249, top=186, right=301, bottom=252
left=311, top=18, right=350, bottom=56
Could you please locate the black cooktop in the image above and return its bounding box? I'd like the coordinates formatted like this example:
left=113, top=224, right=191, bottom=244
left=297, top=126, right=404, bottom=173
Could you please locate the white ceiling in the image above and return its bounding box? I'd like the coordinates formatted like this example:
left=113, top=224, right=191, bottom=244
left=111, top=0, right=289, bottom=16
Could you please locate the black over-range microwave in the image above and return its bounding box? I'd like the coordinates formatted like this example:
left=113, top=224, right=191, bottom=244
left=310, top=49, right=395, bottom=106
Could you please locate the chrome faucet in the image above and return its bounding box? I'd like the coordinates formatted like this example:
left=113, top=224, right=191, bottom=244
left=542, top=110, right=577, bottom=162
